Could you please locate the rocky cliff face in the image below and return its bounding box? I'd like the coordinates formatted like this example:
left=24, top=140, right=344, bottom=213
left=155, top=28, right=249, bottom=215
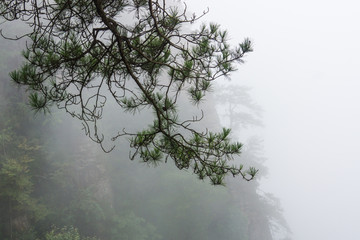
left=67, top=136, right=114, bottom=207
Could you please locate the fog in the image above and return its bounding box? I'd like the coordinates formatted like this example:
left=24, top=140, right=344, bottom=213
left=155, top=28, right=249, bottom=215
left=0, top=2, right=287, bottom=238
left=1, top=1, right=359, bottom=239
left=187, top=0, right=360, bottom=239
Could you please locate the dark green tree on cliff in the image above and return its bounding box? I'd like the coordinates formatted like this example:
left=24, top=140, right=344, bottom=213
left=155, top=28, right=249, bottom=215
left=0, top=0, right=255, bottom=184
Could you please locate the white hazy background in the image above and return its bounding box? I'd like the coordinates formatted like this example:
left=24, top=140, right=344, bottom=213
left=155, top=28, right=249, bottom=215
left=188, top=0, right=360, bottom=239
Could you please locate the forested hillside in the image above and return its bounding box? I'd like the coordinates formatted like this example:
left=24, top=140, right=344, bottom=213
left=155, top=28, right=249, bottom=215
left=0, top=27, right=291, bottom=240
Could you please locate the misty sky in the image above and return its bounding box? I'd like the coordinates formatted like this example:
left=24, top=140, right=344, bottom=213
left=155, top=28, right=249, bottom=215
left=187, top=0, right=360, bottom=239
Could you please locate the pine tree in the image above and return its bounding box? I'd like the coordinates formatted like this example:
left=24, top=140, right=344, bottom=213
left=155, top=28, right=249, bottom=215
left=0, top=0, right=255, bottom=184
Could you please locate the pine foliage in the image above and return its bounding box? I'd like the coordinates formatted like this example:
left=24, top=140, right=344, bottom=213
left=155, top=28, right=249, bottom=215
left=0, top=0, right=254, bottom=184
